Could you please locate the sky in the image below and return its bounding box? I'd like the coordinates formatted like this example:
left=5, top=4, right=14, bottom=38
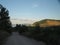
left=0, top=0, right=60, bottom=24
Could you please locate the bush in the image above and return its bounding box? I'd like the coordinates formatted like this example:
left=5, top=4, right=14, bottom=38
left=0, top=30, right=10, bottom=45
left=18, top=25, right=60, bottom=45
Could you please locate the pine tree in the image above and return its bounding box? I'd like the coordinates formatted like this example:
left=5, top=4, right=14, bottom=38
left=0, top=4, right=12, bottom=31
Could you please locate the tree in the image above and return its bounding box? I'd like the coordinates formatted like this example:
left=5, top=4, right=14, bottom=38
left=0, top=4, right=12, bottom=31
left=34, top=25, right=41, bottom=34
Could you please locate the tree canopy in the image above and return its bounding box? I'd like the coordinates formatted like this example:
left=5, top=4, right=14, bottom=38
left=0, top=4, right=12, bottom=30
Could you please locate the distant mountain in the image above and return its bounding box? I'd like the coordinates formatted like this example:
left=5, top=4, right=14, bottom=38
left=32, top=19, right=60, bottom=27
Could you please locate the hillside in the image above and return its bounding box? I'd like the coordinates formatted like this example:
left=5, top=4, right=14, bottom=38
left=32, top=19, right=60, bottom=27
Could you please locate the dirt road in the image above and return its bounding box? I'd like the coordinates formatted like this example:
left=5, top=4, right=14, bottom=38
left=3, top=32, right=46, bottom=45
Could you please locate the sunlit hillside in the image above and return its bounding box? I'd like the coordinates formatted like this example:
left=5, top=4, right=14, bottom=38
left=33, top=19, right=60, bottom=27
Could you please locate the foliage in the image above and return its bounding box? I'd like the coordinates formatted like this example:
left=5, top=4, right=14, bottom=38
left=0, top=4, right=12, bottom=33
left=0, top=30, right=10, bottom=45
left=15, top=24, right=28, bottom=33
left=16, top=24, right=60, bottom=45
left=0, top=4, right=12, bottom=45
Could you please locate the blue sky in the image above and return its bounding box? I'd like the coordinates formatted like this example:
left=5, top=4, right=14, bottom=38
left=0, top=0, right=60, bottom=20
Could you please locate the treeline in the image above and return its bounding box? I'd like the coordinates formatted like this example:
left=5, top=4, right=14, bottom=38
left=14, top=24, right=28, bottom=33
left=0, top=4, right=12, bottom=45
left=15, top=24, right=60, bottom=45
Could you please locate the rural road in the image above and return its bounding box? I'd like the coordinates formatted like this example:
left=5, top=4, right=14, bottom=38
left=3, top=32, right=46, bottom=45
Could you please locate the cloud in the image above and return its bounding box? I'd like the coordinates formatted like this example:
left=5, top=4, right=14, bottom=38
left=32, top=4, right=39, bottom=8
left=11, top=19, right=37, bottom=24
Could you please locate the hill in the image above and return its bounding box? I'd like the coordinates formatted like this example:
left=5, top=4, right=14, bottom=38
left=32, top=19, right=60, bottom=27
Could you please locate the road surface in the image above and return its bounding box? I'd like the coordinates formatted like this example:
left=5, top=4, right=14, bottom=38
left=3, top=32, right=46, bottom=45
